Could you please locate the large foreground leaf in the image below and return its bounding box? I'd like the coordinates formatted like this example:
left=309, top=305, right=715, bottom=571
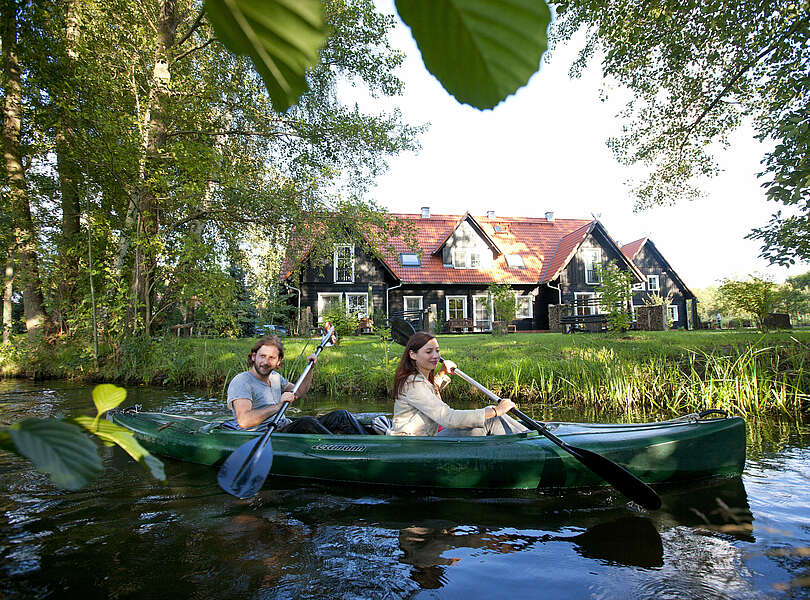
left=204, top=0, right=329, bottom=112
left=70, top=416, right=166, bottom=482
left=395, top=0, right=552, bottom=109
left=5, top=419, right=102, bottom=490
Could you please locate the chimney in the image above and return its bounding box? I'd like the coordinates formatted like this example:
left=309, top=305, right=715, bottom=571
left=486, top=210, right=495, bottom=219
left=545, top=211, right=555, bottom=222
left=421, top=206, right=430, bottom=219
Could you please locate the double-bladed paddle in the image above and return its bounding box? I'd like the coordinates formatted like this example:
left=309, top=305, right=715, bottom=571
left=218, top=325, right=337, bottom=499
left=389, top=319, right=662, bottom=510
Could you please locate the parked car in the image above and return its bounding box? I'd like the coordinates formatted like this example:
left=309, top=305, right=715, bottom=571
left=256, top=324, right=289, bottom=336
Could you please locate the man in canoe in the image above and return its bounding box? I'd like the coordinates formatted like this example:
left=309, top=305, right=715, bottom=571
left=388, top=332, right=527, bottom=436
left=226, top=335, right=363, bottom=434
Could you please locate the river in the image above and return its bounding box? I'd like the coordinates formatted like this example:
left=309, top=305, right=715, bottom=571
left=1, top=380, right=808, bottom=599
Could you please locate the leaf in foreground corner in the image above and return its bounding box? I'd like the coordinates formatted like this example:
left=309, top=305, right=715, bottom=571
left=204, top=0, right=329, bottom=112
left=70, top=416, right=166, bottom=482
left=395, top=0, right=552, bottom=109
left=7, top=419, right=102, bottom=490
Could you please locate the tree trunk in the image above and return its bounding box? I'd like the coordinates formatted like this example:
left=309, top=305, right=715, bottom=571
left=126, top=0, right=176, bottom=336
left=2, top=0, right=52, bottom=341
left=54, top=0, right=83, bottom=332
left=2, top=252, right=12, bottom=343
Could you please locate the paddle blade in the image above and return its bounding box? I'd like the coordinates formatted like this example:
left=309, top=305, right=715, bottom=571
left=390, top=318, right=416, bottom=346
left=568, top=445, right=662, bottom=510
left=217, top=435, right=273, bottom=499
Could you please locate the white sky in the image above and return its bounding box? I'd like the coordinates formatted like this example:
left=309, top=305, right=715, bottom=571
left=357, top=1, right=809, bottom=289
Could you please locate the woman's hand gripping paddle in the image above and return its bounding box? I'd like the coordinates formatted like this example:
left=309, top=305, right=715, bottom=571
left=217, top=325, right=337, bottom=499
left=388, top=319, right=662, bottom=510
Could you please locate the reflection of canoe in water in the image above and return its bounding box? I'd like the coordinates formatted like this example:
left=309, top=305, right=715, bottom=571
left=110, top=408, right=746, bottom=491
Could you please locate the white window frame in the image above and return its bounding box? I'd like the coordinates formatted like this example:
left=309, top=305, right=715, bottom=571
left=505, top=254, right=525, bottom=268
left=647, top=275, right=660, bottom=291
left=317, top=292, right=343, bottom=323
left=346, top=292, right=369, bottom=318
left=400, top=253, right=420, bottom=267
left=472, top=294, right=493, bottom=330
left=632, top=281, right=645, bottom=291
left=451, top=248, right=491, bottom=269
left=574, top=292, right=598, bottom=316
left=446, top=295, right=467, bottom=320
left=667, top=304, right=679, bottom=323
left=515, top=294, right=533, bottom=319
left=584, top=248, right=602, bottom=285
left=403, top=296, right=423, bottom=311
left=333, top=244, right=355, bottom=284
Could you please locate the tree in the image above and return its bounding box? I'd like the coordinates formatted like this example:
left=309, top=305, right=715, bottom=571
left=487, top=283, right=516, bottom=334
left=595, top=261, right=633, bottom=332
left=717, top=276, right=777, bottom=330
left=549, top=1, right=810, bottom=264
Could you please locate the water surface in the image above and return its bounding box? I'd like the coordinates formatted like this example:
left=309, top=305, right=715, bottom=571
left=1, top=380, right=808, bottom=599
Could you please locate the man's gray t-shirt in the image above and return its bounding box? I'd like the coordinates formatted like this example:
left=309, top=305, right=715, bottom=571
left=227, top=370, right=291, bottom=429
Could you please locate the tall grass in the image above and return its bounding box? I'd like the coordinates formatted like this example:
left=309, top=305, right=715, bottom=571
left=2, top=330, right=809, bottom=416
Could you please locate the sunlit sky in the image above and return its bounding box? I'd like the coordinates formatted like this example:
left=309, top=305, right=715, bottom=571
left=355, top=1, right=809, bottom=289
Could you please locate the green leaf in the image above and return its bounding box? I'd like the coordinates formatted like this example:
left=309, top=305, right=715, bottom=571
left=7, top=419, right=102, bottom=491
left=69, top=416, right=166, bottom=482
left=203, top=0, right=330, bottom=112
left=395, top=0, right=551, bottom=109
left=92, top=384, right=128, bottom=417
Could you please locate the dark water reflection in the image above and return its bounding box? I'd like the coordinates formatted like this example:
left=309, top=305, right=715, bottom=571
left=0, top=380, right=808, bottom=599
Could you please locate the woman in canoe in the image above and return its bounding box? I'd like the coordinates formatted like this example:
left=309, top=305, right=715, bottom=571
left=388, top=331, right=527, bottom=436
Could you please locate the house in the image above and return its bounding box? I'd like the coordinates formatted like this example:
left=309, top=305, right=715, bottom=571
left=282, top=209, right=702, bottom=331
left=620, top=237, right=697, bottom=329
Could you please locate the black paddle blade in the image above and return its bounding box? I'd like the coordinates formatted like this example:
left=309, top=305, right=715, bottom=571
left=567, top=444, right=662, bottom=510
left=390, top=318, right=416, bottom=346
left=217, top=435, right=273, bottom=499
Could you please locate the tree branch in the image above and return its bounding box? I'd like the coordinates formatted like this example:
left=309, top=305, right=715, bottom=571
left=173, top=38, right=215, bottom=63
left=176, top=8, right=205, bottom=47
left=678, top=12, right=810, bottom=156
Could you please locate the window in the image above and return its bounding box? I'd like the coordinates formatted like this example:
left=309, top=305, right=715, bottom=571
left=632, top=281, right=645, bottom=291
left=647, top=275, right=660, bottom=291
left=400, top=253, right=420, bottom=267
left=451, top=248, right=489, bottom=269
left=346, top=293, right=368, bottom=318
left=584, top=248, right=601, bottom=284
left=574, top=292, right=599, bottom=316
left=505, top=254, right=525, bottom=268
left=667, top=304, right=679, bottom=323
left=404, top=296, right=423, bottom=311
left=472, top=295, right=492, bottom=330
left=446, top=296, right=467, bottom=320
left=334, top=244, right=354, bottom=283
left=515, top=295, right=533, bottom=319
left=317, top=292, right=342, bottom=323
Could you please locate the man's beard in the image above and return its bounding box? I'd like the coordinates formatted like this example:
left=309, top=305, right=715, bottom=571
left=254, top=363, right=272, bottom=377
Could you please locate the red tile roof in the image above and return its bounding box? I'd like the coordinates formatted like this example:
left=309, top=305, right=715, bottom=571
left=377, top=213, right=595, bottom=284
left=620, top=237, right=648, bottom=261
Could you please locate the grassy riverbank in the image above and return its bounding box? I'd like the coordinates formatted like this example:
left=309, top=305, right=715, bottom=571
left=3, top=330, right=810, bottom=416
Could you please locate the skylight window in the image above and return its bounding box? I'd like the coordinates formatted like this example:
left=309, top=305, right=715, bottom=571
left=505, top=254, right=525, bottom=268
left=400, top=253, right=420, bottom=267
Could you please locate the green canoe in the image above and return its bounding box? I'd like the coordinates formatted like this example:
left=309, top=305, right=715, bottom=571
left=110, top=408, right=745, bottom=491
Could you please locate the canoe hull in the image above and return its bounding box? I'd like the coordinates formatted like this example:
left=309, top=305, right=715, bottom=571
left=110, top=410, right=746, bottom=491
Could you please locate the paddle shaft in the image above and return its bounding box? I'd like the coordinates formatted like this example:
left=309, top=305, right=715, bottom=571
left=447, top=363, right=569, bottom=452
